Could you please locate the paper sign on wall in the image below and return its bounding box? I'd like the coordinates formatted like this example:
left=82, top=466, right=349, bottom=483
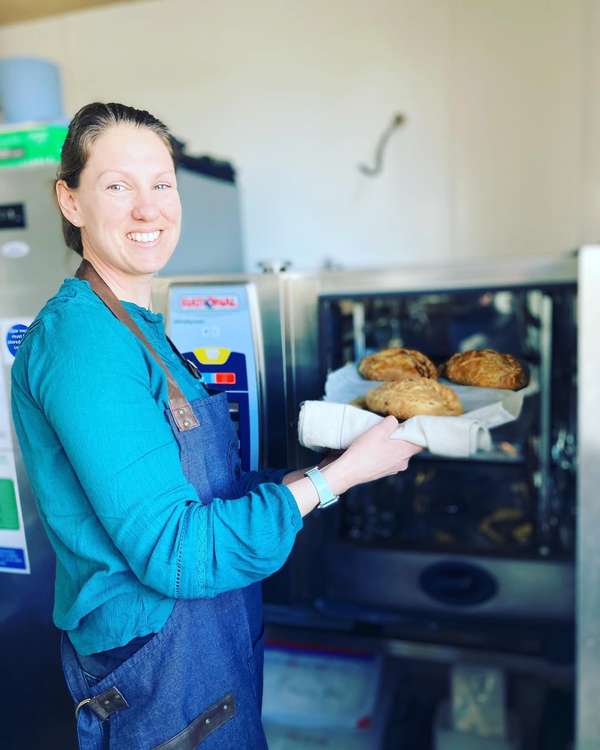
left=0, top=451, right=29, bottom=573
left=0, top=364, right=30, bottom=573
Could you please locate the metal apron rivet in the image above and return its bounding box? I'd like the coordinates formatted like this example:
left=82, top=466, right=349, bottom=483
left=223, top=704, right=228, bottom=711
left=183, top=420, right=191, bottom=428
left=205, top=718, right=211, bottom=725
left=178, top=408, right=185, bottom=416
left=75, top=697, right=92, bottom=719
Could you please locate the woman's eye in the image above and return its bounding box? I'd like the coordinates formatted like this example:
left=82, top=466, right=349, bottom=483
left=154, top=183, right=171, bottom=190
left=107, top=184, right=125, bottom=192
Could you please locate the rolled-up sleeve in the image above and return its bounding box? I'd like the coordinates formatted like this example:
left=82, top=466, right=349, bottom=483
left=238, top=467, right=289, bottom=494
left=26, top=312, right=302, bottom=600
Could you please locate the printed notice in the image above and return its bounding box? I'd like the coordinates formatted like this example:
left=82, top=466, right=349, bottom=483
left=0, top=367, right=9, bottom=453
left=0, top=451, right=29, bottom=573
left=0, top=365, right=29, bottom=573
left=1, top=318, right=33, bottom=365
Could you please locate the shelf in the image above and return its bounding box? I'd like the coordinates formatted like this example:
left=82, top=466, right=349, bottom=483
left=414, top=447, right=525, bottom=464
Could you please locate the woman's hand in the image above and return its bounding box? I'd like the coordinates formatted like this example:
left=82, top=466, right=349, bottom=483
left=317, top=450, right=345, bottom=469
left=320, top=416, right=421, bottom=496
left=284, top=418, right=421, bottom=517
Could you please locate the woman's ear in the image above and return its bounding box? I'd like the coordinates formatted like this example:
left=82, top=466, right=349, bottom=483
left=55, top=180, right=83, bottom=228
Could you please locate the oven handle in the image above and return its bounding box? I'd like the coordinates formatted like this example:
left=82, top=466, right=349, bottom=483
left=419, top=561, right=498, bottom=607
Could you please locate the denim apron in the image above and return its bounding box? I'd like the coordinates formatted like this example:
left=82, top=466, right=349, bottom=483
left=59, top=261, right=268, bottom=750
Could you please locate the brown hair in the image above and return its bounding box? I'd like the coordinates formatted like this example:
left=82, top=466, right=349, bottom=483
left=56, top=102, right=175, bottom=256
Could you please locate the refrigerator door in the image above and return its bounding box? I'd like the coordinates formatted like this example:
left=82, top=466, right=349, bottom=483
left=0, top=164, right=79, bottom=749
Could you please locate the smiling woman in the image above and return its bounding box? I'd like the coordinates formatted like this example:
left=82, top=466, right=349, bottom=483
left=55, top=103, right=181, bottom=307
left=10, top=101, right=420, bottom=750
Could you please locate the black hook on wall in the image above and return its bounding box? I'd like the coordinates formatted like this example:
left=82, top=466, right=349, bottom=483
left=358, top=112, right=406, bottom=177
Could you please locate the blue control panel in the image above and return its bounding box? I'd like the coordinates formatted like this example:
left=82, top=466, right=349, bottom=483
left=168, top=284, right=260, bottom=471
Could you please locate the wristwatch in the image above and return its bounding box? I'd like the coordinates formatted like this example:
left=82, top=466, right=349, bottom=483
left=304, top=466, right=340, bottom=509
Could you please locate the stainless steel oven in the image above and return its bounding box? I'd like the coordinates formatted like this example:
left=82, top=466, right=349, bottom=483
left=154, top=250, right=600, bottom=745
left=294, top=260, right=575, bottom=619
left=155, top=255, right=574, bottom=623
left=247, top=255, right=580, bottom=665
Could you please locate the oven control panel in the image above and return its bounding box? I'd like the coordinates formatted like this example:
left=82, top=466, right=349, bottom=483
left=167, top=283, right=260, bottom=471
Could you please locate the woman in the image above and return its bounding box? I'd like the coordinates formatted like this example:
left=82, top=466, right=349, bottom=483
left=11, top=102, right=420, bottom=750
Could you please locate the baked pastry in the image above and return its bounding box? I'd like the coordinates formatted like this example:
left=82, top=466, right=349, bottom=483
left=358, top=348, right=437, bottom=381
left=441, top=349, right=528, bottom=390
left=365, top=377, right=463, bottom=420
left=350, top=395, right=368, bottom=410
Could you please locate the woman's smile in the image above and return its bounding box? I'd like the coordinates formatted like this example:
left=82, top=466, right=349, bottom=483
left=126, top=229, right=163, bottom=247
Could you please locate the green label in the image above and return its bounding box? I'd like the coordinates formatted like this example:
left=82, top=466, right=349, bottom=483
left=0, top=124, right=67, bottom=168
left=0, top=478, right=19, bottom=530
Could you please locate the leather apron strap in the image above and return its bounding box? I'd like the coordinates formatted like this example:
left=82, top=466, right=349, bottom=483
left=75, top=259, right=199, bottom=432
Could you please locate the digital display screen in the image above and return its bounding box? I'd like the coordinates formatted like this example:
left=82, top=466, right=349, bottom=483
left=0, top=203, right=26, bottom=229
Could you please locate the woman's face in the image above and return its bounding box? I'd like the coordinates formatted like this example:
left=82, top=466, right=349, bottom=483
left=62, top=123, right=181, bottom=277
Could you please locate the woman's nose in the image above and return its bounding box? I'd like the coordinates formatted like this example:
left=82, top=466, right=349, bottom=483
left=131, top=195, right=160, bottom=222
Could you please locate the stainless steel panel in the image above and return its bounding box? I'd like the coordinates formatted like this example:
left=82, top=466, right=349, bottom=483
left=158, top=169, right=244, bottom=276
left=0, top=164, right=79, bottom=748
left=312, top=254, right=577, bottom=295
left=274, top=257, right=578, bottom=623
left=152, top=272, right=290, bottom=468
left=576, top=246, right=600, bottom=749
left=0, top=164, right=77, bottom=314
left=321, top=546, right=574, bottom=620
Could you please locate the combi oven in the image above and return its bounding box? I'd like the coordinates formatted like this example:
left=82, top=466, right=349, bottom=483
left=154, top=254, right=574, bottom=627
left=153, top=250, right=600, bottom=741
left=306, top=267, right=576, bottom=624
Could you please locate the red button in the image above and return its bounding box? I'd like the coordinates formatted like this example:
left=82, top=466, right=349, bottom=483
left=215, top=372, right=236, bottom=384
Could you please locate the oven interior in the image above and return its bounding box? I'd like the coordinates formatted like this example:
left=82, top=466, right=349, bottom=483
left=317, top=284, right=577, bottom=562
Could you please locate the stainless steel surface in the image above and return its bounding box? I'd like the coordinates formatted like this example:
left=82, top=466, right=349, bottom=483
left=0, top=164, right=79, bottom=748
left=0, top=164, right=77, bottom=315
left=312, top=253, right=577, bottom=295
left=538, top=292, right=554, bottom=547
left=321, top=546, right=573, bottom=619
left=152, top=272, right=289, bottom=469
left=352, top=301, right=366, bottom=360
left=158, top=168, right=244, bottom=275
left=576, top=246, right=600, bottom=750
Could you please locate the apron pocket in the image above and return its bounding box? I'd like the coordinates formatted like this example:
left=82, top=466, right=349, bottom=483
left=151, top=693, right=236, bottom=750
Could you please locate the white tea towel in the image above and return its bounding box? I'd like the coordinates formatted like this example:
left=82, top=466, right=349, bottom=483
left=298, top=394, right=522, bottom=458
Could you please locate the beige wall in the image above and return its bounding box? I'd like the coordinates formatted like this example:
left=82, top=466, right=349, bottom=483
left=0, top=0, right=590, bottom=271
left=582, top=0, right=600, bottom=243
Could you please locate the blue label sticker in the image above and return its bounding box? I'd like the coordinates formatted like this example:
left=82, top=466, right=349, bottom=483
left=0, top=546, right=26, bottom=570
left=6, top=323, right=28, bottom=358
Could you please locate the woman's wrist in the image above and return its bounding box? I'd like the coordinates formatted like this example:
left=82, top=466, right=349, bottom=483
left=320, top=457, right=354, bottom=497
left=281, top=468, right=306, bottom=485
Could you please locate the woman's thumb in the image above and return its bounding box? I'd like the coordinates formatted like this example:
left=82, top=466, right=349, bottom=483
left=379, top=415, right=399, bottom=435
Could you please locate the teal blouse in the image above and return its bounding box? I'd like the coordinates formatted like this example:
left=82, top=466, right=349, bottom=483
left=10, top=278, right=302, bottom=656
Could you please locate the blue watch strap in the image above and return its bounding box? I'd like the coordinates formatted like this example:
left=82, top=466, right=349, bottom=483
left=304, top=466, right=340, bottom=509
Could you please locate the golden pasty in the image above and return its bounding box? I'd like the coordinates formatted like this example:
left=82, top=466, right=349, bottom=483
left=441, top=349, right=528, bottom=390
left=358, top=348, right=437, bottom=381
left=365, top=377, right=463, bottom=420
left=350, top=395, right=368, bottom=410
